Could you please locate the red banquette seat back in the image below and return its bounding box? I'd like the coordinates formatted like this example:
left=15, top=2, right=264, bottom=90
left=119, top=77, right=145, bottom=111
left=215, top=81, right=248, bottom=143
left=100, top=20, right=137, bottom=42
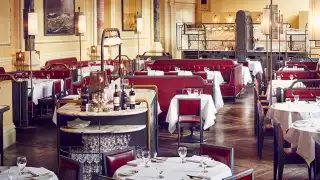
left=45, top=57, right=77, bottom=67
left=127, top=76, right=213, bottom=122
left=287, top=62, right=318, bottom=71
left=275, top=71, right=318, bottom=80
left=0, top=67, right=5, bottom=74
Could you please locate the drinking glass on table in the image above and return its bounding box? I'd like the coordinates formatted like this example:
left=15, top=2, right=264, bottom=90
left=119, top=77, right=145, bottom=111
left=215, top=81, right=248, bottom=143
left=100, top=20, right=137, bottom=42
left=17, top=156, right=27, bottom=175
left=178, top=146, right=187, bottom=163
left=285, top=98, right=291, bottom=103
left=276, top=75, right=281, bottom=80
left=290, top=74, right=294, bottom=80
left=294, top=95, right=299, bottom=103
left=77, top=88, right=82, bottom=96
left=200, top=158, right=208, bottom=173
left=156, top=167, right=164, bottom=179
left=46, top=74, right=50, bottom=79
left=194, top=89, right=199, bottom=96
left=316, top=96, right=320, bottom=106
left=187, top=88, right=192, bottom=95
left=142, top=150, right=150, bottom=167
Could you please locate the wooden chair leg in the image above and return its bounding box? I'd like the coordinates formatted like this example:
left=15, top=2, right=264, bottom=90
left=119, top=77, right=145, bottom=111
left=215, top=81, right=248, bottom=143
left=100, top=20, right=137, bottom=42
left=278, top=163, right=284, bottom=180
left=308, top=166, right=312, bottom=180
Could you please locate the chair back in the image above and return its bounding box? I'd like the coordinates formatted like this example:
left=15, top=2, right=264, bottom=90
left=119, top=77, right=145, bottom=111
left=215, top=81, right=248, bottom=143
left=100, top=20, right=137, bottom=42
left=91, top=173, right=119, bottom=180
left=53, top=80, right=62, bottom=99
left=314, top=136, right=320, bottom=176
left=273, top=121, right=285, bottom=162
left=200, top=143, right=234, bottom=174
left=0, top=67, right=5, bottom=74
left=58, top=155, right=83, bottom=180
left=223, top=169, right=254, bottom=180
left=102, top=147, right=135, bottom=177
left=177, top=98, right=201, bottom=116
left=64, top=77, right=72, bottom=95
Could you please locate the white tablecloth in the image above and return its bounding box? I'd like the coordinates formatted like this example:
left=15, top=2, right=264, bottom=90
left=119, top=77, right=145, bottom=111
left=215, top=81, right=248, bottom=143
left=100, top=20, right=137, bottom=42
left=80, top=65, right=114, bottom=78
left=206, top=71, right=224, bottom=85
left=285, top=121, right=320, bottom=165
left=242, top=67, right=252, bottom=85
left=203, top=71, right=224, bottom=110
left=248, top=61, right=263, bottom=76
left=27, top=79, right=64, bottom=105
left=166, top=94, right=217, bottom=134
left=279, top=67, right=305, bottom=71
left=266, top=80, right=305, bottom=103
left=177, top=71, right=193, bottom=76
left=266, top=102, right=320, bottom=130
left=147, top=70, right=164, bottom=76
left=0, top=166, right=58, bottom=180
left=114, top=157, right=232, bottom=180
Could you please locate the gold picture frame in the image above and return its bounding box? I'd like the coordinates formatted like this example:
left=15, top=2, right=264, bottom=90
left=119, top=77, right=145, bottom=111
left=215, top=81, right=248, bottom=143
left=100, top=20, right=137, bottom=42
left=198, top=0, right=210, bottom=12
left=121, top=0, right=142, bottom=31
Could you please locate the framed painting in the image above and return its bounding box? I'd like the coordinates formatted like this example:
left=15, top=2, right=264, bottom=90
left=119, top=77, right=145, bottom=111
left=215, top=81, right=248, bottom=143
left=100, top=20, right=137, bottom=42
left=122, top=0, right=142, bottom=31
left=44, top=0, right=75, bottom=36
left=198, top=0, right=210, bottom=12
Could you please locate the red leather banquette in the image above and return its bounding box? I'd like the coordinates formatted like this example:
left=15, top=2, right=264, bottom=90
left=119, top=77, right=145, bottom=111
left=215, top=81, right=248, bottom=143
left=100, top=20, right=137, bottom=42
left=287, top=62, right=318, bottom=71
left=283, top=80, right=320, bottom=101
left=126, top=76, right=214, bottom=123
left=275, top=71, right=320, bottom=80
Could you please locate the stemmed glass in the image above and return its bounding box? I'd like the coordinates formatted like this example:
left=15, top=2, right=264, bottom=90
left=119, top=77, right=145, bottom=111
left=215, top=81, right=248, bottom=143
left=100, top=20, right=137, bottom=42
left=156, top=167, right=164, bottom=179
left=187, top=88, right=192, bottom=95
left=17, top=156, right=27, bottom=175
left=294, top=95, right=299, bottom=103
left=200, top=159, right=208, bottom=173
left=285, top=98, right=291, bottom=104
left=46, top=74, right=50, bottom=79
left=316, top=96, right=320, bottom=106
left=277, top=75, right=281, bottom=80
left=290, top=74, right=294, bottom=80
left=194, top=89, right=199, bottom=96
left=121, top=79, right=129, bottom=90
left=77, top=88, right=82, bottom=96
left=142, top=150, right=150, bottom=167
left=178, top=146, right=187, bottom=163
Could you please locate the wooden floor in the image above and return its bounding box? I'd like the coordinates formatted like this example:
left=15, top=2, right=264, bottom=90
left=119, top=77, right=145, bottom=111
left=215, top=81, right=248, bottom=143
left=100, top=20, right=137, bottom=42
left=3, top=87, right=309, bottom=179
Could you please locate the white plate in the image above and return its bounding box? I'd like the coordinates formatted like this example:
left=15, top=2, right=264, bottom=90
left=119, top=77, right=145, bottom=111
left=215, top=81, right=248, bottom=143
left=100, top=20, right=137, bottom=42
left=293, top=120, right=312, bottom=128
left=118, top=170, right=138, bottom=177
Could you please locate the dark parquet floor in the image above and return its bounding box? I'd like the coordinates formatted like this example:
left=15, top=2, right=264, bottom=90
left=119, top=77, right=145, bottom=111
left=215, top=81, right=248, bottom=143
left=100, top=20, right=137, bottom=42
left=3, top=87, right=309, bottom=179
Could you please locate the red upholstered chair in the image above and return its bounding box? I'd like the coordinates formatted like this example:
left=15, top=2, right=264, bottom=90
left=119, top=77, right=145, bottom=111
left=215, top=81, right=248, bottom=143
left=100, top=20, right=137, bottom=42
left=102, top=147, right=135, bottom=177
left=64, top=77, right=73, bottom=96
left=0, top=67, right=5, bottom=74
left=91, top=173, right=119, bottom=180
left=273, top=121, right=311, bottom=180
left=58, top=155, right=83, bottom=180
left=177, top=98, right=203, bottom=146
left=200, top=143, right=234, bottom=174
left=222, top=169, right=254, bottom=180
left=38, top=80, right=62, bottom=116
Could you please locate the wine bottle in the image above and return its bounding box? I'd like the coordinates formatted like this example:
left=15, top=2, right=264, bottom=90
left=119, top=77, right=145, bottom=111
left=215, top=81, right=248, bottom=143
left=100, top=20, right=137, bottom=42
left=129, top=83, right=135, bottom=109
left=121, top=85, right=127, bottom=110
left=113, top=84, right=120, bottom=111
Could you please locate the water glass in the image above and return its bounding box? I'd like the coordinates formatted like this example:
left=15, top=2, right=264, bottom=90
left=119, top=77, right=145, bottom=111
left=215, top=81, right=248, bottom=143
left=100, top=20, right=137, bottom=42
left=178, top=146, right=187, bottom=163
left=46, top=74, right=50, bottom=79
left=147, top=66, right=151, bottom=71
left=153, top=151, right=158, bottom=159
left=142, top=151, right=150, bottom=167
left=77, top=88, right=82, bottom=96
left=194, top=89, right=199, bottom=96
left=316, top=96, right=320, bottom=106
left=285, top=98, right=291, bottom=103
left=290, top=74, right=294, bottom=80
left=156, top=167, right=164, bottom=179
left=277, top=75, right=281, bottom=80
left=175, top=67, right=179, bottom=71
left=17, top=156, right=27, bottom=175
left=294, top=95, right=299, bottom=103
left=201, top=159, right=208, bottom=173
left=187, top=88, right=192, bottom=95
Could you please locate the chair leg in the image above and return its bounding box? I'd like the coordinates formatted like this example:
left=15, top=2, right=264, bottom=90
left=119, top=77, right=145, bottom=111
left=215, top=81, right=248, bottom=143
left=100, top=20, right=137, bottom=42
left=273, top=160, right=278, bottom=180
left=178, top=123, right=180, bottom=147
left=200, top=125, right=203, bottom=143
left=278, top=163, right=284, bottom=180
left=308, top=166, right=312, bottom=180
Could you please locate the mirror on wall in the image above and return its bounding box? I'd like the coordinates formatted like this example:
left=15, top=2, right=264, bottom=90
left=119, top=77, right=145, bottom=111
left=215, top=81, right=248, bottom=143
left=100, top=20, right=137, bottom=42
left=122, top=0, right=142, bottom=31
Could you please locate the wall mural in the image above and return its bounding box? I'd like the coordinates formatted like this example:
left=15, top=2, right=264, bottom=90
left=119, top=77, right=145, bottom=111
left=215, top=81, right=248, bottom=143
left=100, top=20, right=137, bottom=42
left=44, top=0, right=75, bottom=36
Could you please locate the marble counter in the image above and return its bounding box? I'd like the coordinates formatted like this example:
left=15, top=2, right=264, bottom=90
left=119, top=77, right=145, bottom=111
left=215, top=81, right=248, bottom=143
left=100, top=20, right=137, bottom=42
left=57, top=102, right=148, bottom=117
left=60, top=125, right=146, bottom=134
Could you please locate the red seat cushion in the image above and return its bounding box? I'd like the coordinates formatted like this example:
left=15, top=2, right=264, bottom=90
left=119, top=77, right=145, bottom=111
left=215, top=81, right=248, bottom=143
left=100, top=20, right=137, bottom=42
left=105, top=149, right=135, bottom=177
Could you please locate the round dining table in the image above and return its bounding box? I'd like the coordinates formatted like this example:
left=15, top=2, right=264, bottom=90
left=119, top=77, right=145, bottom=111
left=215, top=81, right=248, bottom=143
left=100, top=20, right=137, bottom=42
left=266, top=101, right=320, bottom=131
left=114, top=157, right=232, bottom=180
left=285, top=120, right=320, bottom=165
left=0, top=166, right=58, bottom=180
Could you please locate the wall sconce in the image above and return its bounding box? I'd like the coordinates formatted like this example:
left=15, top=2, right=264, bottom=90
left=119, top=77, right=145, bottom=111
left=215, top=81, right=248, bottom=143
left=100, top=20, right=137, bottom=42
left=15, top=51, right=25, bottom=71
left=91, top=45, right=97, bottom=61
left=213, top=15, right=218, bottom=22
left=227, top=14, right=233, bottom=23
left=257, top=14, right=261, bottom=23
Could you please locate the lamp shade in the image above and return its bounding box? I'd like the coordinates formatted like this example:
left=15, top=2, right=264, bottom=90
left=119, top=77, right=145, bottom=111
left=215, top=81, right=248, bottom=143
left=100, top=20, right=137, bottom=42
left=136, top=16, right=143, bottom=32
left=28, top=12, right=38, bottom=36
left=78, top=13, right=86, bottom=34
left=261, top=7, right=270, bottom=35
left=309, top=0, right=320, bottom=40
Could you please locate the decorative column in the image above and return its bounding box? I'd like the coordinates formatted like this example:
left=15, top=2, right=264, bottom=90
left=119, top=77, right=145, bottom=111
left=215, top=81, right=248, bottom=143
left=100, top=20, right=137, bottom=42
left=97, top=0, right=104, bottom=44
left=151, top=0, right=163, bottom=52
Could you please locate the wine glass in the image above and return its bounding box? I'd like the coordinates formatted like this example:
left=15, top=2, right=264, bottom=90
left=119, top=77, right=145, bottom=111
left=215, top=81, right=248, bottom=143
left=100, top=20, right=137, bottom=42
left=187, top=88, right=192, bottom=95
left=290, top=74, right=294, bottom=80
left=142, top=150, right=150, bottom=167
left=77, top=88, right=82, bottom=96
left=156, top=167, right=164, bottom=179
left=294, top=95, right=299, bottom=103
left=175, top=67, right=179, bottom=72
left=277, top=75, right=281, bottom=80
left=316, top=96, right=320, bottom=106
left=178, top=146, right=187, bottom=163
left=285, top=98, right=291, bottom=104
left=194, top=89, right=199, bottom=96
left=46, top=74, right=50, bottom=79
left=17, top=156, right=27, bottom=175
left=201, top=159, right=208, bottom=173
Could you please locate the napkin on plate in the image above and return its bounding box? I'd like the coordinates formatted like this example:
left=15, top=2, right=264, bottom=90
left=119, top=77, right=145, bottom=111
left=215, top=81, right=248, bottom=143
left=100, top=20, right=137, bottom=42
left=127, top=159, right=144, bottom=167
left=186, top=155, right=211, bottom=163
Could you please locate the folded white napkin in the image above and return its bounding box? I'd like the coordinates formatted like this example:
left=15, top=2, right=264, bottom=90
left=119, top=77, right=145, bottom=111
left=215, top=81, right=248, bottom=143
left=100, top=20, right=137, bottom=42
left=186, top=155, right=211, bottom=163
left=127, top=159, right=144, bottom=167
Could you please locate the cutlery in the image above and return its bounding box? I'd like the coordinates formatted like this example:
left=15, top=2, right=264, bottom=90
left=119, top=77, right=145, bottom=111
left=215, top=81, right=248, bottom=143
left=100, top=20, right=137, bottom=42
left=186, top=175, right=204, bottom=180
